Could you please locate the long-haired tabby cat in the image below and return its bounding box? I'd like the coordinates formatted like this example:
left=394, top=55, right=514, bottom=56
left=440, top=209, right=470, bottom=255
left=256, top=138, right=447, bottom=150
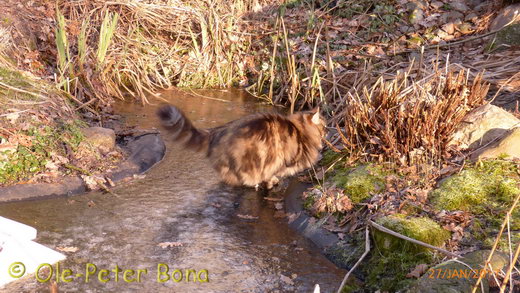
left=157, top=105, right=325, bottom=189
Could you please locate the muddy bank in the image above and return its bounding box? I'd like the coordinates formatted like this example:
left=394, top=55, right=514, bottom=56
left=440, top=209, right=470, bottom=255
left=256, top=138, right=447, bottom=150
left=0, top=133, right=165, bottom=202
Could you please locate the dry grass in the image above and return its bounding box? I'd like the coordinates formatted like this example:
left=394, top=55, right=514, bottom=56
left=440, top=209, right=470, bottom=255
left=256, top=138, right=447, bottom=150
left=330, top=65, right=489, bottom=166
left=55, top=0, right=276, bottom=107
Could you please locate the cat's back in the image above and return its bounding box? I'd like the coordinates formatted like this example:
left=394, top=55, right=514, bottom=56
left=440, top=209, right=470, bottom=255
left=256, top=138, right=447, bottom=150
left=208, top=112, right=297, bottom=147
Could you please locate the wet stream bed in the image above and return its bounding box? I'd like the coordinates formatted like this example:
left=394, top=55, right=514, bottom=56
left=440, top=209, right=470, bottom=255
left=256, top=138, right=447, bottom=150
left=0, top=89, right=345, bottom=292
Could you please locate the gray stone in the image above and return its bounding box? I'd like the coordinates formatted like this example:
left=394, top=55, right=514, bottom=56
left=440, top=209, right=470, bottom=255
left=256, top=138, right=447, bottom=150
left=440, top=11, right=465, bottom=24
left=467, top=0, right=486, bottom=9
left=450, top=104, right=520, bottom=150
left=450, top=1, right=470, bottom=13
left=431, top=1, right=444, bottom=10
left=490, top=3, right=520, bottom=30
left=465, top=13, right=478, bottom=22
left=410, top=8, right=425, bottom=24
left=494, top=23, right=520, bottom=48
left=474, top=2, right=488, bottom=13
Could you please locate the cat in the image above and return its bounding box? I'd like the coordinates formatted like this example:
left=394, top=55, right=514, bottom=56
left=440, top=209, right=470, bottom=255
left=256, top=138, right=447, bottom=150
left=157, top=105, right=325, bottom=189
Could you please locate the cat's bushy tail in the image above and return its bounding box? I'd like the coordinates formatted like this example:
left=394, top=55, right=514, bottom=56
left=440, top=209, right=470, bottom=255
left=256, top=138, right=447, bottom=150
left=157, top=105, right=209, bottom=151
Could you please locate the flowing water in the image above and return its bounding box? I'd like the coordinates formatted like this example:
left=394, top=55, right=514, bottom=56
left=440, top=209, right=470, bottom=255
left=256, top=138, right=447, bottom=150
left=0, top=89, right=345, bottom=292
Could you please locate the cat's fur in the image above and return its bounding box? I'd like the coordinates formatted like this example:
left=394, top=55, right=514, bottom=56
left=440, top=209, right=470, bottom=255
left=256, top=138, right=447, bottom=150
left=157, top=105, right=325, bottom=188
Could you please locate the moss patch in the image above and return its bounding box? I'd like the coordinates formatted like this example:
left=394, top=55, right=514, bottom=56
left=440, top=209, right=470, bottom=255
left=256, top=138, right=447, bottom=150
left=365, top=251, right=430, bottom=292
left=320, top=149, right=344, bottom=167
left=333, top=165, right=385, bottom=203
left=430, top=160, right=520, bottom=230
left=374, top=214, right=451, bottom=255
left=0, top=121, right=86, bottom=185
left=366, top=215, right=450, bottom=292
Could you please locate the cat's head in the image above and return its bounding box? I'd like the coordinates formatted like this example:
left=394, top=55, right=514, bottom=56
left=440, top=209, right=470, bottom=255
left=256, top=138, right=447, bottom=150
left=307, top=107, right=326, bottom=133
left=295, top=107, right=326, bottom=138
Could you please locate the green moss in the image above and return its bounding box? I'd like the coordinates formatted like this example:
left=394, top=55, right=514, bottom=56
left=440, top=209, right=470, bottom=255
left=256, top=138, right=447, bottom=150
left=0, top=120, right=86, bottom=185
left=303, top=192, right=316, bottom=210
left=430, top=169, right=488, bottom=211
left=431, top=159, right=520, bottom=212
left=365, top=215, right=451, bottom=292
left=333, top=165, right=385, bottom=203
left=495, top=23, right=520, bottom=48
left=365, top=251, right=430, bottom=292
left=431, top=160, right=520, bottom=249
left=374, top=214, right=451, bottom=255
left=320, top=149, right=344, bottom=167
left=0, top=66, right=42, bottom=106
left=431, top=160, right=520, bottom=211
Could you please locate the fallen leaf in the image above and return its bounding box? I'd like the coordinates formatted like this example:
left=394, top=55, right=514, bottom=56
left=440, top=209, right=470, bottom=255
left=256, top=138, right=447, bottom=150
left=406, top=263, right=429, bottom=278
left=4, top=112, right=19, bottom=124
left=158, top=242, right=183, bottom=249
left=57, top=246, right=79, bottom=253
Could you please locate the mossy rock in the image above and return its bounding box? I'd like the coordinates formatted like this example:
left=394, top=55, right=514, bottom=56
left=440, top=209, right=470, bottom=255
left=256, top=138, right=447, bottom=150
left=374, top=214, right=451, bottom=255
left=407, top=250, right=509, bottom=293
left=430, top=160, right=520, bottom=230
left=493, top=23, right=520, bottom=48
left=365, top=250, right=431, bottom=292
left=333, top=165, right=385, bottom=203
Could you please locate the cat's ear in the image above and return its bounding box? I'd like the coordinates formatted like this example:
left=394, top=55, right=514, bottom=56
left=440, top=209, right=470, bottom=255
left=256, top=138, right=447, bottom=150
left=311, top=107, right=320, bottom=125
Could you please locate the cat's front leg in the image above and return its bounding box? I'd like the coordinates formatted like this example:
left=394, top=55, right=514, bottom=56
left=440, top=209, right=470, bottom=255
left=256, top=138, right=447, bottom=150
left=266, top=176, right=279, bottom=189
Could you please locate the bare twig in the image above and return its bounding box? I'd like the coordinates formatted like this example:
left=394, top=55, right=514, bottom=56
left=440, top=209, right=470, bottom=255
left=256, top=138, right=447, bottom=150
left=369, top=220, right=460, bottom=258
left=471, top=190, right=520, bottom=293
left=337, top=226, right=370, bottom=293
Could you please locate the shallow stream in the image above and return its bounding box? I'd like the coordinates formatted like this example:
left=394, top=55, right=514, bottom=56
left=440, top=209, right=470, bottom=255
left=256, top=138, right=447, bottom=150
left=0, top=89, right=345, bottom=292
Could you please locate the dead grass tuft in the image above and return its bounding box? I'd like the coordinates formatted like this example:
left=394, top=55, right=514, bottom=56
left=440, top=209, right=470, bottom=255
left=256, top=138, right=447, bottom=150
left=331, top=65, right=489, bottom=166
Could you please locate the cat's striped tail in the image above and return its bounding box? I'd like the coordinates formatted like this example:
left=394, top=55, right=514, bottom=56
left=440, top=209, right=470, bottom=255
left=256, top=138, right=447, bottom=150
left=157, top=105, right=209, bottom=151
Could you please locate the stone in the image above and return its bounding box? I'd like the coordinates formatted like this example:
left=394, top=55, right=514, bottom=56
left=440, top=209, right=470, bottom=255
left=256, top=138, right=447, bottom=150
left=442, top=22, right=455, bottom=35
left=439, top=11, right=464, bottom=24
left=80, top=126, right=116, bottom=153
left=431, top=1, right=444, bottom=10
left=436, top=29, right=449, bottom=40
left=494, top=23, right=520, bottom=47
left=450, top=104, right=520, bottom=150
left=457, top=22, right=474, bottom=34
left=450, top=1, right=470, bottom=13
left=410, top=8, right=425, bottom=24
left=473, top=2, right=488, bottom=13
left=490, top=3, right=520, bottom=31
left=474, top=127, right=520, bottom=160
left=374, top=214, right=450, bottom=254
left=408, top=250, right=508, bottom=293
left=465, top=13, right=478, bottom=22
